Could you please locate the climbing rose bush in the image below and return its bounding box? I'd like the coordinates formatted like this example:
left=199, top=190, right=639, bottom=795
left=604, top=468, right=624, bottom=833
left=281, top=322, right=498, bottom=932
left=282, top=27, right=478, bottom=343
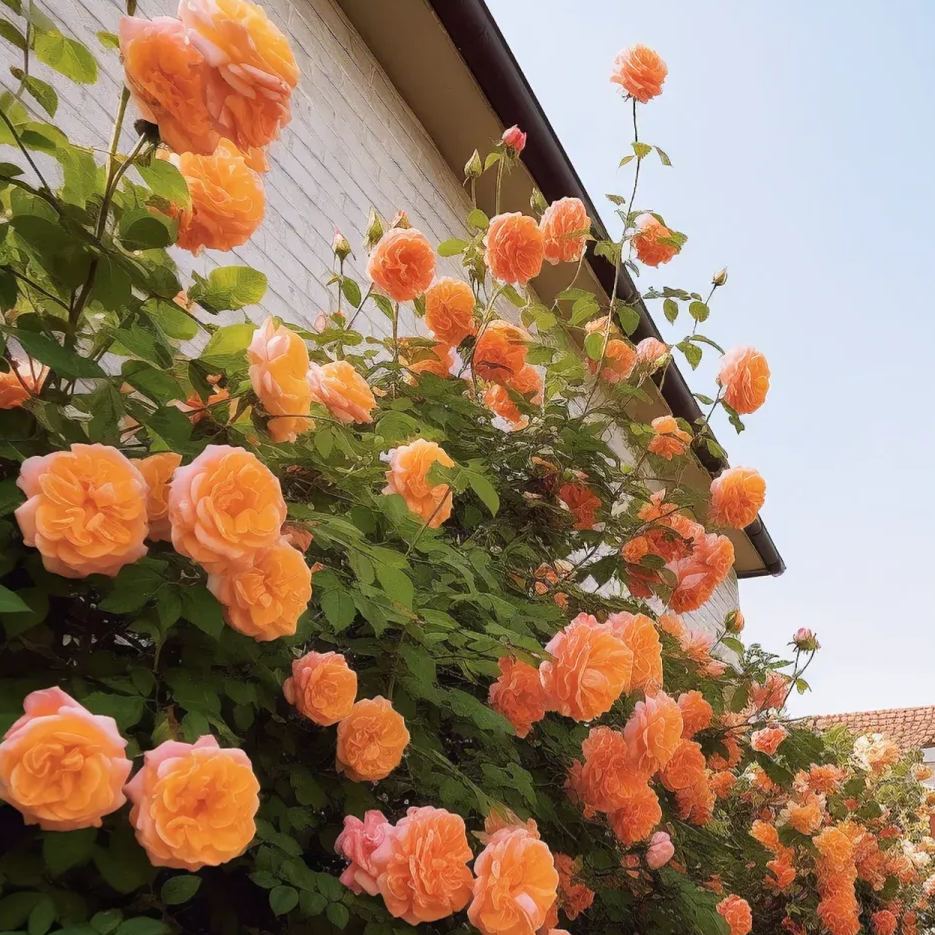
left=0, top=3, right=932, bottom=934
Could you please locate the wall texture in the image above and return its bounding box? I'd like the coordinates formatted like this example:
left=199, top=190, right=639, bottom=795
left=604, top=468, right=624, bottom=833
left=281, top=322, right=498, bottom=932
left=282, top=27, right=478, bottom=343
left=32, top=0, right=739, bottom=630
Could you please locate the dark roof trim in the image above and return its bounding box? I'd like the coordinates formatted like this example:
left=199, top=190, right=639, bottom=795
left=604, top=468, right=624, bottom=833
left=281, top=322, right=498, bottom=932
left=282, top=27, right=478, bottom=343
left=428, top=0, right=785, bottom=578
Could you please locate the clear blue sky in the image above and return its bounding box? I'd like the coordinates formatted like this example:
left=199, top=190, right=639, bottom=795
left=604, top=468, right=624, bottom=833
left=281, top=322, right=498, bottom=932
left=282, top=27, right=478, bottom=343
left=486, top=0, right=935, bottom=716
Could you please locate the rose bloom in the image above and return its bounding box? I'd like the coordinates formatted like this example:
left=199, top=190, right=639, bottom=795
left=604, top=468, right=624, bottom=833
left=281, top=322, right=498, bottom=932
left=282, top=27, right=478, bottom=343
left=817, top=889, right=860, bottom=935
left=646, top=831, right=675, bottom=869
left=126, top=735, right=259, bottom=870
left=283, top=650, right=356, bottom=726
left=717, top=895, right=753, bottom=935
left=179, top=0, right=300, bottom=152
left=473, top=319, right=529, bottom=385
left=489, top=657, right=548, bottom=739
left=648, top=415, right=692, bottom=460
left=539, top=197, right=589, bottom=265
left=668, top=529, right=735, bottom=614
left=623, top=691, right=683, bottom=775
left=485, top=212, right=545, bottom=285
left=553, top=852, right=594, bottom=920
left=15, top=443, right=149, bottom=578
left=367, top=227, right=435, bottom=302
left=307, top=360, right=376, bottom=424
left=484, top=365, right=542, bottom=428
left=676, top=774, right=715, bottom=826
left=169, top=445, right=286, bottom=571
left=717, top=346, right=771, bottom=415
left=609, top=781, right=662, bottom=845
left=710, top=770, right=737, bottom=799
left=872, top=910, right=898, bottom=935
left=336, top=697, right=410, bottom=782
left=749, top=672, right=789, bottom=712
left=578, top=725, right=643, bottom=813
left=501, top=124, right=527, bottom=154
left=636, top=336, right=669, bottom=371
left=677, top=690, right=714, bottom=738
left=175, top=383, right=233, bottom=424
left=660, top=739, right=707, bottom=792
left=248, top=317, right=313, bottom=443
left=591, top=338, right=638, bottom=384
left=469, top=827, right=559, bottom=935
left=170, top=141, right=264, bottom=254
left=0, top=688, right=131, bottom=831
left=533, top=559, right=572, bottom=609
left=709, top=467, right=766, bottom=529
left=137, top=451, right=182, bottom=542
left=632, top=213, right=680, bottom=267
left=783, top=796, right=823, bottom=835
left=424, top=277, right=476, bottom=346
left=751, top=725, right=788, bottom=756
left=767, top=848, right=797, bottom=892
left=0, top=356, right=44, bottom=409
left=610, top=44, right=668, bottom=103
left=558, top=481, right=601, bottom=530
left=402, top=341, right=454, bottom=380
left=119, top=16, right=218, bottom=155
left=371, top=806, right=473, bottom=924
left=540, top=614, right=633, bottom=722
left=383, top=438, right=455, bottom=527
left=335, top=809, right=389, bottom=896
left=604, top=612, right=662, bottom=693
left=726, top=608, right=745, bottom=633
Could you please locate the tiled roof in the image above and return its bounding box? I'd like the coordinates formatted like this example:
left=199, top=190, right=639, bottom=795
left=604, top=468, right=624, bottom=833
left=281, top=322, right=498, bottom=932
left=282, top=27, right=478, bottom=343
left=809, top=705, right=935, bottom=753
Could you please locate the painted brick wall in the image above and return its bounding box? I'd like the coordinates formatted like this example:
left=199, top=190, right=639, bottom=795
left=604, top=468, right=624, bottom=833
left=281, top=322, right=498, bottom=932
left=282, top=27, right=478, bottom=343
left=35, top=0, right=739, bottom=631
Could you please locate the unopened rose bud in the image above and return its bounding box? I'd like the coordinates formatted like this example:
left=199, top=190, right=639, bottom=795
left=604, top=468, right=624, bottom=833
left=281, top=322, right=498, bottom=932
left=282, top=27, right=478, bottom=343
left=364, top=207, right=384, bottom=248
left=530, top=187, right=548, bottom=215
left=725, top=609, right=744, bottom=634
left=332, top=230, right=351, bottom=262
left=712, top=267, right=728, bottom=287
left=464, top=149, right=482, bottom=179
left=390, top=210, right=411, bottom=230
left=792, top=627, right=819, bottom=651
left=501, top=124, right=527, bottom=156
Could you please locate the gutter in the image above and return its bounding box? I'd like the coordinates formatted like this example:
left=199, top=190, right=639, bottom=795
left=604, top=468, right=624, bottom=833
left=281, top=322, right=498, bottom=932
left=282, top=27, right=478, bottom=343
left=428, top=0, right=785, bottom=578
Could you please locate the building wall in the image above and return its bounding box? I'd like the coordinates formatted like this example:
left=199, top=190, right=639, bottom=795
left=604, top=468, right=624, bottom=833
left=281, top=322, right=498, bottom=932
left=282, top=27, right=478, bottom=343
left=31, top=0, right=739, bottom=632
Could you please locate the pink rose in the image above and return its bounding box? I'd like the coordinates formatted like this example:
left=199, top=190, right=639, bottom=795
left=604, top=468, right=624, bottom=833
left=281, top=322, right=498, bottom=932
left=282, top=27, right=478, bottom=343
left=501, top=124, right=526, bottom=154
left=793, top=628, right=819, bottom=651
left=335, top=810, right=391, bottom=896
left=646, top=831, right=675, bottom=869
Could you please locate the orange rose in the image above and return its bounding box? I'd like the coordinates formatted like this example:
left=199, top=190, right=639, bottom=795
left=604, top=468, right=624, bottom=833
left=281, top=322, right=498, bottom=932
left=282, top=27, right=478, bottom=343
left=553, top=853, right=594, bottom=920
left=710, top=770, right=737, bottom=799
left=635, top=336, right=669, bottom=371
left=424, top=277, right=477, bottom=345
left=489, top=657, right=547, bottom=739
left=611, top=45, right=668, bottom=103
left=579, top=726, right=644, bottom=813
left=709, top=467, right=766, bottom=529
left=469, top=827, right=558, bottom=935
left=206, top=538, right=312, bottom=640
left=336, top=697, right=410, bottom=782
left=367, top=228, right=436, bottom=302
left=558, top=481, right=601, bottom=530
left=677, top=690, right=713, bottom=738
left=609, top=781, right=662, bottom=844
left=750, top=724, right=787, bottom=756
left=172, top=141, right=265, bottom=254
left=168, top=445, right=287, bottom=571
left=474, top=319, right=529, bottom=385
left=539, top=197, right=590, bottom=265
left=668, top=529, right=735, bottom=613
left=484, top=365, right=542, bottom=428
left=15, top=443, right=149, bottom=578
left=175, top=383, right=234, bottom=424
left=0, top=356, right=44, bottom=409
left=784, top=796, right=823, bottom=835
left=676, top=772, right=715, bottom=825
left=648, top=415, right=692, bottom=460
left=307, top=359, right=376, bottom=424
left=283, top=651, right=357, bottom=726
left=371, top=806, right=474, bottom=925
left=872, top=910, right=898, bottom=935
left=138, top=451, right=182, bottom=541
left=814, top=826, right=855, bottom=871
left=632, top=213, right=680, bottom=267
left=180, top=0, right=299, bottom=151
left=717, top=895, right=753, bottom=935
left=623, top=691, right=683, bottom=775
left=401, top=340, right=454, bottom=379
left=485, top=212, right=545, bottom=285
left=540, top=614, right=633, bottom=721
left=126, top=735, right=259, bottom=870
left=660, top=738, right=706, bottom=792
left=248, top=317, right=313, bottom=443
left=0, top=688, right=131, bottom=831
left=591, top=337, right=638, bottom=384
left=717, top=346, right=770, bottom=414
left=605, top=612, right=662, bottom=693
left=119, top=16, right=219, bottom=155
left=383, top=438, right=455, bottom=527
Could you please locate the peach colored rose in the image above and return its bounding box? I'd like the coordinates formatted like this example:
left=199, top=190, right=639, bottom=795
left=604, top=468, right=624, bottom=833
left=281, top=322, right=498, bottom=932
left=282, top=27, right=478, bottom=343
left=126, top=735, right=259, bottom=870
left=501, top=125, right=527, bottom=155
left=648, top=415, right=692, bottom=460
left=611, top=45, right=668, bottom=103
left=335, top=809, right=390, bottom=896
left=605, top=612, right=662, bottom=693
left=138, top=451, right=182, bottom=542
left=591, top=337, right=638, bottom=384
left=367, top=227, right=436, bottom=302
left=283, top=650, right=357, bottom=726
left=175, top=383, right=234, bottom=424
left=677, top=690, right=714, bottom=738
left=248, top=317, right=313, bottom=443
left=624, top=691, right=683, bottom=775
left=281, top=523, right=313, bottom=553
left=424, top=277, right=476, bottom=345
left=557, top=481, right=601, bottom=531
left=474, top=319, right=529, bottom=385
left=872, top=910, right=898, bottom=935
left=784, top=796, right=823, bottom=835
left=307, top=359, right=376, bottom=425
left=675, top=773, right=715, bottom=826
left=632, top=213, right=680, bottom=267
left=717, top=346, right=770, bottom=414
left=668, top=529, right=735, bottom=614
left=579, top=726, right=644, bottom=813
left=401, top=340, right=454, bottom=379
left=0, top=688, right=131, bottom=831
left=539, top=197, right=589, bottom=265
left=751, top=725, right=788, bottom=756
left=206, top=538, right=311, bottom=640
left=168, top=444, right=287, bottom=572
left=749, top=672, right=788, bottom=712
left=553, top=852, right=594, bottom=920
left=485, top=212, right=544, bottom=285
left=636, top=336, right=669, bottom=371
left=609, top=781, right=662, bottom=844
left=172, top=141, right=265, bottom=254
left=484, top=365, right=542, bottom=428
left=469, top=827, right=558, bottom=935
left=646, top=831, right=675, bottom=869
left=539, top=614, right=633, bottom=721
left=709, top=466, right=766, bottom=529
left=0, top=356, right=44, bottom=409
left=119, top=16, right=219, bottom=155
left=371, top=806, right=474, bottom=924
left=726, top=608, right=745, bottom=633
left=717, top=895, right=753, bottom=935
left=179, top=0, right=299, bottom=152
left=15, top=443, right=149, bottom=578
left=660, top=738, right=706, bottom=792
left=336, top=697, right=410, bottom=782
left=489, top=657, right=547, bottom=739
left=382, top=438, right=454, bottom=527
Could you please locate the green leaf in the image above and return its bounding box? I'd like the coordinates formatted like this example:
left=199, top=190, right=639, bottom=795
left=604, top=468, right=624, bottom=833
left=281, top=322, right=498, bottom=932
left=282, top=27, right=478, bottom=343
left=0, top=17, right=26, bottom=51
left=160, top=875, right=202, bottom=905
left=191, top=265, right=267, bottom=311
left=119, top=212, right=175, bottom=251
left=583, top=330, right=604, bottom=361
left=326, top=903, right=349, bottom=929
left=269, top=885, right=299, bottom=915
left=663, top=298, right=678, bottom=323
left=42, top=827, right=97, bottom=876
left=466, top=207, right=489, bottom=230
left=688, top=300, right=709, bottom=322
left=21, top=74, right=58, bottom=116
left=0, top=583, right=29, bottom=612
left=136, top=159, right=190, bottom=209
left=97, top=30, right=119, bottom=50
left=79, top=693, right=145, bottom=731
left=33, top=30, right=98, bottom=84
left=28, top=896, right=55, bottom=935
left=632, top=141, right=652, bottom=159
left=467, top=471, right=499, bottom=516
left=320, top=587, right=356, bottom=631
left=115, top=920, right=170, bottom=935
left=200, top=322, right=256, bottom=367
left=615, top=302, right=641, bottom=335
left=375, top=564, right=413, bottom=609
left=5, top=329, right=106, bottom=378
left=654, top=145, right=672, bottom=166
left=180, top=586, right=225, bottom=640
left=437, top=238, right=467, bottom=257
left=340, top=276, right=361, bottom=307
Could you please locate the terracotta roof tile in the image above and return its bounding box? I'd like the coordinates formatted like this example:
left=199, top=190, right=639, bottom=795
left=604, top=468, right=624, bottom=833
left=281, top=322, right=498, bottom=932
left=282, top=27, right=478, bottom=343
left=809, top=705, right=935, bottom=753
